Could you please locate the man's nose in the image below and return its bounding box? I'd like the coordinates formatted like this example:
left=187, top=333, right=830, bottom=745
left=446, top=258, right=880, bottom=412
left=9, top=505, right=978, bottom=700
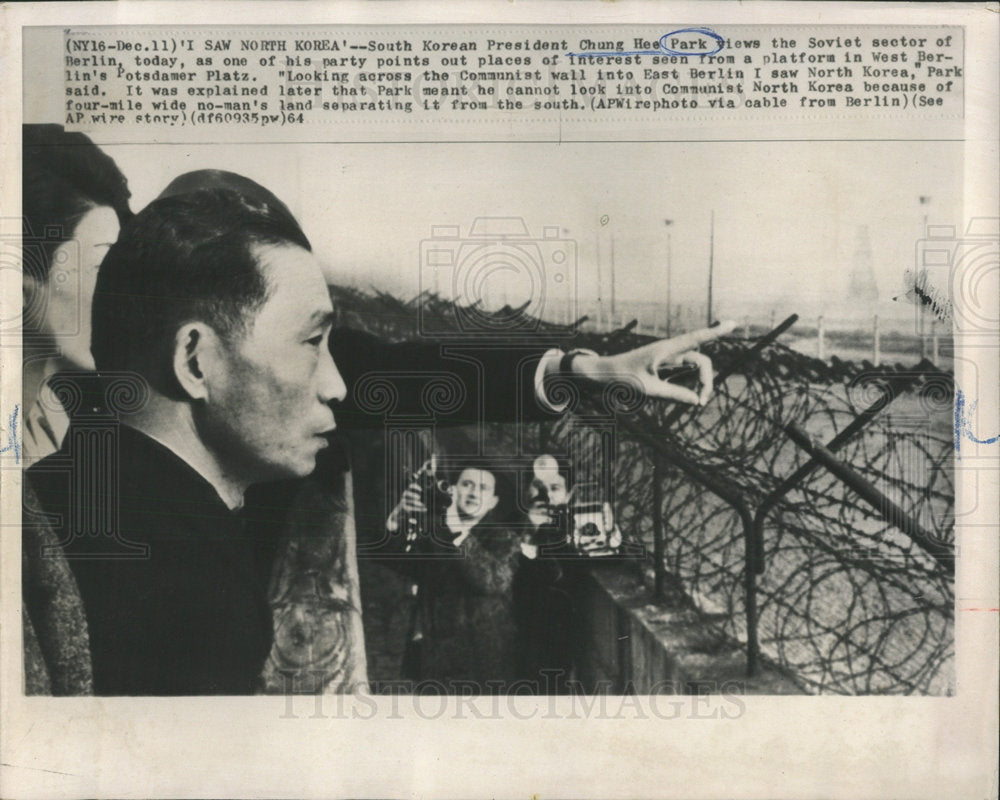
left=318, top=347, right=347, bottom=404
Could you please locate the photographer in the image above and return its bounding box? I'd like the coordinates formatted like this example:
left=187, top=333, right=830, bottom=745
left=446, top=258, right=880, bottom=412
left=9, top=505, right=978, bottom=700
left=515, top=454, right=616, bottom=692
left=386, top=459, right=522, bottom=692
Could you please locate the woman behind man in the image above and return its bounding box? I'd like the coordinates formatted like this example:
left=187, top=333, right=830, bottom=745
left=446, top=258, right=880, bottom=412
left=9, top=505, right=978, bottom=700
left=21, top=124, right=132, bottom=461
left=21, top=125, right=132, bottom=693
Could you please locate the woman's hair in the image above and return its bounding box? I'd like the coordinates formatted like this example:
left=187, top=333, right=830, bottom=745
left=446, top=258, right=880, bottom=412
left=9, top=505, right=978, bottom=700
left=22, top=124, right=132, bottom=281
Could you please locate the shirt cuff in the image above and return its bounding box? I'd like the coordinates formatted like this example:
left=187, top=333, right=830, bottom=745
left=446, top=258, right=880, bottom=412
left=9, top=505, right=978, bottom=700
left=534, top=349, right=566, bottom=412
left=534, top=347, right=599, bottom=413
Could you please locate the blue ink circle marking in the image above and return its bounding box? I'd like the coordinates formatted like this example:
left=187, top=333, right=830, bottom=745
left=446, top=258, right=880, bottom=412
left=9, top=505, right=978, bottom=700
left=659, top=28, right=725, bottom=57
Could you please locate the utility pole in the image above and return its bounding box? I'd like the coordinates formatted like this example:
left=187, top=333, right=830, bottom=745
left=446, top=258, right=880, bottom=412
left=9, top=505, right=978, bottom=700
left=706, top=210, right=715, bottom=327
left=610, top=233, right=617, bottom=323
left=664, top=218, right=674, bottom=337
left=919, top=195, right=931, bottom=359
left=595, top=232, right=602, bottom=329
left=873, top=314, right=881, bottom=365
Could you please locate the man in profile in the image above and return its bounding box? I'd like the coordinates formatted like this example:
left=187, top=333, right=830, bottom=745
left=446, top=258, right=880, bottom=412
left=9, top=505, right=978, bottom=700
left=28, top=189, right=345, bottom=694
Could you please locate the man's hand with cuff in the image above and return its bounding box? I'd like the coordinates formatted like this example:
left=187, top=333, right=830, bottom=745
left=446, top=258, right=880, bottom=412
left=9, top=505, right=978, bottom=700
left=536, top=321, right=737, bottom=411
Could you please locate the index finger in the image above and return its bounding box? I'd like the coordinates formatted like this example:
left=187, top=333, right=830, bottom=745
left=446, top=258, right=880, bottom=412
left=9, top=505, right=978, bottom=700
left=658, top=320, right=736, bottom=356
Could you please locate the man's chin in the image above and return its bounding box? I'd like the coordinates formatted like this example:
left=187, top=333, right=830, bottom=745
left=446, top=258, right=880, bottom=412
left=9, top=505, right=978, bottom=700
left=63, top=347, right=97, bottom=372
left=263, top=455, right=319, bottom=483
left=298, top=436, right=332, bottom=469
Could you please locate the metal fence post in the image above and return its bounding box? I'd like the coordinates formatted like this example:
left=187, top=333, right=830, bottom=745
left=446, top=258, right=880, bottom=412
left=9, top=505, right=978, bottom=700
left=651, top=452, right=666, bottom=600
left=745, top=540, right=760, bottom=677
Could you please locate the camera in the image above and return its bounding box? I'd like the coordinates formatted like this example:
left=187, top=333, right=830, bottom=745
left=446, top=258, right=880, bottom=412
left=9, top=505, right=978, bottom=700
left=530, top=475, right=622, bottom=558
left=419, top=217, right=577, bottom=338
left=401, top=459, right=454, bottom=555
left=570, top=480, right=622, bottom=557
left=531, top=479, right=572, bottom=553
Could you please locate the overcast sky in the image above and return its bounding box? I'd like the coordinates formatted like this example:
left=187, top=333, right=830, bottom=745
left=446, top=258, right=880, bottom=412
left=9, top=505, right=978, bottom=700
left=102, top=138, right=960, bottom=324
left=21, top=22, right=964, bottom=327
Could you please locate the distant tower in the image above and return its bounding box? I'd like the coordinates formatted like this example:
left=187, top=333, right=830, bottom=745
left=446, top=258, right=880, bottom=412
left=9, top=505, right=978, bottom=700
left=848, top=225, right=879, bottom=308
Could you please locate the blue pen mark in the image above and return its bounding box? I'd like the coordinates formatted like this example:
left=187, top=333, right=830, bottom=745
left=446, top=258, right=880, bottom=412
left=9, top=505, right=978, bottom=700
left=954, top=389, right=998, bottom=457
left=569, top=28, right=726, bottom=59
left=0, top=404, right=20, bottom=465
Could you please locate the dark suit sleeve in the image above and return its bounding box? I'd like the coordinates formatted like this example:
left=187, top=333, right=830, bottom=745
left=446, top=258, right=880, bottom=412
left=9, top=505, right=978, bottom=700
left=329, top=328, right=568, bottom=430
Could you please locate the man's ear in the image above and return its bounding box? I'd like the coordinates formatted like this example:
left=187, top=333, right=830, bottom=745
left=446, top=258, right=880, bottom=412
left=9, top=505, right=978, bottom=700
left=172, top=322, right=222, bottom=402
left=23, top=272, right=45, bottom=321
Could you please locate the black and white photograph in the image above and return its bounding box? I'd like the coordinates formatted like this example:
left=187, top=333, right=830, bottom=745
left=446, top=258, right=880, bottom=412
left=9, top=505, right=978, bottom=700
left=1, top=3, right=997, bottom=799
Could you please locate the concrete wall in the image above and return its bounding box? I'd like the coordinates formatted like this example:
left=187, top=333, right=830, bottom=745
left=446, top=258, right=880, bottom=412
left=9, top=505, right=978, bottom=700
left=576, top=563, right=802, bottom=695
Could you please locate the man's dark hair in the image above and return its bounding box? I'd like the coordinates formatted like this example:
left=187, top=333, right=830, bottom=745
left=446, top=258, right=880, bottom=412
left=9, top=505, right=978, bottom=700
left=440, top=457, right=521, bottom=524
left=22, top=124, right=132, bottom=281
left=157, top=169, right=295, bottom=221
left=91, top=188, right=312, bottom=394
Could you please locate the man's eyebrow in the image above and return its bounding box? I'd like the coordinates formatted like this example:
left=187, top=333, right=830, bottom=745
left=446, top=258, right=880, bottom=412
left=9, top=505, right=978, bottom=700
left=304, top=309, right=336, bottom=328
